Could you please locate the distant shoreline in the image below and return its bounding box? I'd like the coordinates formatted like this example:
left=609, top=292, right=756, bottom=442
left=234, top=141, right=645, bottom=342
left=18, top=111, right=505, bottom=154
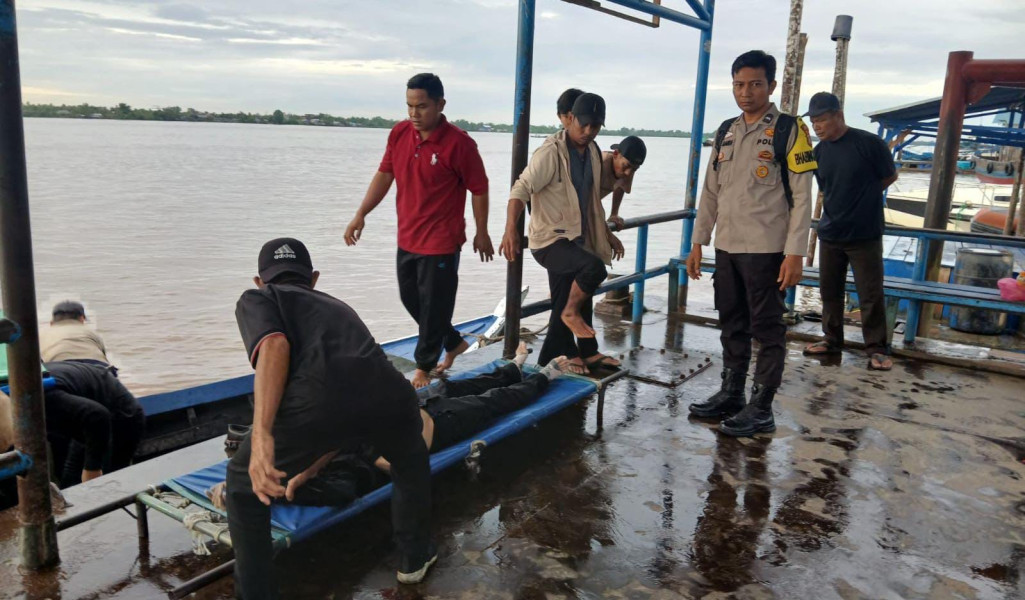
left=22, top=102, right=701, bottom=139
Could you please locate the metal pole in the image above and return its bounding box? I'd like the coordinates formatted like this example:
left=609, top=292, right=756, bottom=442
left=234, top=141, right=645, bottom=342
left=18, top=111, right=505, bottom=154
left=806, top=15, right=853, bottom=266
left=503, top=0, right=535, bottom=359
left=1008, top=148, right=1024, bottom=236
left=917, top=51, right=973, bottom=337
left=677, top=0, right=714, bottom=310
left=778, top=0, right=804, bottom=115
left=632, top=224, right=648, bottom=323
left=0, top=0, right=59, bottom=569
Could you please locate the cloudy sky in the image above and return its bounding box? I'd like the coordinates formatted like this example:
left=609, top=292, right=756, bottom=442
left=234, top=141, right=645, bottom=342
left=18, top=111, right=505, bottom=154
left=16, top=0, right=1024, bottom=131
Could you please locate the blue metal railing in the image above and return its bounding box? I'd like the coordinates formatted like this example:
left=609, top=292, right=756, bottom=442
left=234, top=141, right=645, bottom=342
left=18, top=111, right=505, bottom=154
left=0, top=450, right=32, bottom=480
left=889, top=226, right=1025, bottom=344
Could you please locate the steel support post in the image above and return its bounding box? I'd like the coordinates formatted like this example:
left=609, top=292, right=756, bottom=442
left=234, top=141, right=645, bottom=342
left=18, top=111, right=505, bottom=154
left=0, top=0, right=58, bottom=569
left=677, top=0, right=714, bottom=310
left=503, top=0, right=535, bottom=358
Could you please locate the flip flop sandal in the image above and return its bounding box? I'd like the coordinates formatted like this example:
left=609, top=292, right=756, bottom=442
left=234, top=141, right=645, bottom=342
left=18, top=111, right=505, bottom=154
left=803, top=341, right=841, bottom=356
left=868, top=353, right=893, bottom=371
left=584, top=354, right=622, bottom=372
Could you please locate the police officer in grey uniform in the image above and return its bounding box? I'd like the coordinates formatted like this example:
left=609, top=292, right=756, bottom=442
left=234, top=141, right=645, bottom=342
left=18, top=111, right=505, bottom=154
left=685, top=50, right=816, bottom=437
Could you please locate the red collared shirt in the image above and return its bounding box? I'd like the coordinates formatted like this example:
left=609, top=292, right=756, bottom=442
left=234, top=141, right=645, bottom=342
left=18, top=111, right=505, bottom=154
left=378, top=116, right=489, bottom=255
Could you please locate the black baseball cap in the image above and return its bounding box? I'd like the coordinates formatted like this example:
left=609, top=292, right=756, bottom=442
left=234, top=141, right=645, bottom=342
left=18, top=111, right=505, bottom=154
left=258, top=237, right=313, bottom=282
left=571, top=92, right=606, bottom=127
left=52, top=300, right=86, bottom=319
left=611, top=136, right=647, bottom=167
left=803, top=92, right=842, bottom=118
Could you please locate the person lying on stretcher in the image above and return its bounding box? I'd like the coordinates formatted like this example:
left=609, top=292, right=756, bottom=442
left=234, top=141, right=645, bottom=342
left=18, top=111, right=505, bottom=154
left=208, top=344, right=568, bottom=509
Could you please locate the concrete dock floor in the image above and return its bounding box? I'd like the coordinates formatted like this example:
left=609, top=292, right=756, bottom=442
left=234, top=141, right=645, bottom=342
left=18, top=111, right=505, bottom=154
left=3, top=308, right=1025, bottom=599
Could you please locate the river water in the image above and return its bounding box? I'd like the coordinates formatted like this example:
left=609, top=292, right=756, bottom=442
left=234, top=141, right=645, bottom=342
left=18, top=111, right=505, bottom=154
left=24, top=118, right=712, bottom=394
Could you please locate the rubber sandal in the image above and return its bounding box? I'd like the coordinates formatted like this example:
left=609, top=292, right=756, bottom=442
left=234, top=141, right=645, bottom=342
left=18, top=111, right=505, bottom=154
left=868, top=353, right=893, bottom=371
left=584, top=354, right=621, bottom=372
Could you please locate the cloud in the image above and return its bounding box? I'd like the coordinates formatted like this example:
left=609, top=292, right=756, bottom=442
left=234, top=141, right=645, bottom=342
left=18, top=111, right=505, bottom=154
left=14, top=0, right=1025, bottom=131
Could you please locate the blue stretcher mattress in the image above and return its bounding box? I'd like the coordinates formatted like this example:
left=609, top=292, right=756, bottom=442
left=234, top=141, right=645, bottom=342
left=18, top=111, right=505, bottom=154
left=167, top=360, right=596, bottom=544
left=139, top=315, right=498, bottom=417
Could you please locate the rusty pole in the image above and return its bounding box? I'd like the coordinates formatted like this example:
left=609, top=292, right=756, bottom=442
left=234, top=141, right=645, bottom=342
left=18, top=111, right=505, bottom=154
left=778, top=0, right=804, bottom=115
left=791, top=33, right=809, bottom=115
left=0, top=0, right=59, bottom=568
left=806, top=15, right=853, bottom=266
left=1008, top=148, right=1024, bottom=236
left=917, top=51, right=973, bottom=337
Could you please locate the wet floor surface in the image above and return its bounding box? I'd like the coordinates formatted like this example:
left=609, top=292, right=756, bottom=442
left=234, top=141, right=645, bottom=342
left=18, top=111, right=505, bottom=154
left=3, top=311, right=1025, bottom=599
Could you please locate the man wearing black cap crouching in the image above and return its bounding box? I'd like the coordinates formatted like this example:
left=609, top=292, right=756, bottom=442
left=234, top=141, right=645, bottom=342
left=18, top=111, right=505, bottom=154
left=227, top=237, right=434, bottom=598
left=500, top=92, right=625, bottom=374
left=601, top=135, right=647, bottom=228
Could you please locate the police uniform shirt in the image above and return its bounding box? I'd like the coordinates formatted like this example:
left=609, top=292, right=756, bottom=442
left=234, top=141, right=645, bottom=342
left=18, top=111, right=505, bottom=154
left=235, top=284, right=413, bottom=436
left=693, top=103, right=816, bottom=256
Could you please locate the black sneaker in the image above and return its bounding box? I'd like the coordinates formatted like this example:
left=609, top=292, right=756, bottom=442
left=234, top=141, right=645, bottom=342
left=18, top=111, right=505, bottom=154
left=224, top=424, right=251, bottom=458
left=397, top=544, right=438, bottom=584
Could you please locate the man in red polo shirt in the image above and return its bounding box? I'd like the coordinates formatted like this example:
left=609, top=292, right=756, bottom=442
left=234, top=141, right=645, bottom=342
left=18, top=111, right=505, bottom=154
left=345, top=73, right=492, bottom=388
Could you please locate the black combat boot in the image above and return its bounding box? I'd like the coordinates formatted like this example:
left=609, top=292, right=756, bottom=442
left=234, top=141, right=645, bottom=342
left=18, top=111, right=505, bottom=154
left=718, top=383, right=776, bottom=437
left=689, top=367, right=747, bottom=418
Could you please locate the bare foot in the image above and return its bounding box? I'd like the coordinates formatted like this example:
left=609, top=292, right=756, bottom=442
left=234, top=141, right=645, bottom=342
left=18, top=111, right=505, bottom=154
left=513, top=341, right=529, bottom=369
left=539, top=356, right=568, bottom=380
left=412, top=369, right=431, bottom=389
left=206, top=482, right=228, bottom=510
left=435, top=339, right=470, bottom=374
left=561, top=311, right=595, bottom=339
left=561, top=358, right=588, bottom=375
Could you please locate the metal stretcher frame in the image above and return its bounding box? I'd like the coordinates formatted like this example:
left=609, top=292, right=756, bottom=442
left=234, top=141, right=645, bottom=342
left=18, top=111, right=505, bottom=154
left=60, top=361, right=625, bottom=599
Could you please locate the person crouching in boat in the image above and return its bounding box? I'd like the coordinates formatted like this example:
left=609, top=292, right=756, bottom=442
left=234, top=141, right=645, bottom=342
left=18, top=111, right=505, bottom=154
left=42, top=359, right=144, bottom=485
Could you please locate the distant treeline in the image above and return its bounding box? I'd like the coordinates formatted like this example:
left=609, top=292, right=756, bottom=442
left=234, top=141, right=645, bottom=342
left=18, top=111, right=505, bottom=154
left=22, top=102, right=697, bottom=138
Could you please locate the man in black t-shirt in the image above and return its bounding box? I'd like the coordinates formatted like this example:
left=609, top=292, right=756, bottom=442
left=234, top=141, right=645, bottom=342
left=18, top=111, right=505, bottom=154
left=802, top=93, right=898, bottom=370
left=227, top=237, right=434, bottom=599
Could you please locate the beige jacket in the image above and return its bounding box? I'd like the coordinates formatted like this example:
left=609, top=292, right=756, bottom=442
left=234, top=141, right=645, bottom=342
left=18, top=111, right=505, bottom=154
left=510, top=131, right=614, bottom=265
left=39, top=320, right=108, bottom=364
left=693, top=103, right=815, bottom=256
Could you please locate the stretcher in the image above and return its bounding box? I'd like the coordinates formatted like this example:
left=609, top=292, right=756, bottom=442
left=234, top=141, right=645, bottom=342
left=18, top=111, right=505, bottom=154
left=116, top=360, right=624, bottom=598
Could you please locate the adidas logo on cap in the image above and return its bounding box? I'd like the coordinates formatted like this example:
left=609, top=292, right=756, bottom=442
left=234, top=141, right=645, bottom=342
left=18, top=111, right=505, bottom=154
left=274, top=244, right=296, bottom=260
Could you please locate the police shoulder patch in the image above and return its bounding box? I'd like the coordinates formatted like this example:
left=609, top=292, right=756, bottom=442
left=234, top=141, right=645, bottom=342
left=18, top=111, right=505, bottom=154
left=787, top=118, right=818, bottom=173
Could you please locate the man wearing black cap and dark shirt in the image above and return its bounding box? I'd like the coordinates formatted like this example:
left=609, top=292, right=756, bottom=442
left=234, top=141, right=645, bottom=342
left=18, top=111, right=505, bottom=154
left=500, top=92, right=625, bottom=374
left=227, top=238, right=434, bottom=598
left=601, top=135, right=646, bottom=228
left=801, top=92, right=898, bottom=370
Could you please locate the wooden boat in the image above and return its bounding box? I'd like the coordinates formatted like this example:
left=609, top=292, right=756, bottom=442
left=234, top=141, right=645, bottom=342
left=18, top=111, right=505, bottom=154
left=971, top=206, right=1020, bottom=235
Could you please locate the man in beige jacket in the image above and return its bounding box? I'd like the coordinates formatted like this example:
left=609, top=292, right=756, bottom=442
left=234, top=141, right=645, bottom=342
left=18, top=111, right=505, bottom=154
left=500, top=93, right=624, bottom=374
